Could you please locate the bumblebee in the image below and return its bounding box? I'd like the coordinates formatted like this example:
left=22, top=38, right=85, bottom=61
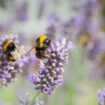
left=34, top=35, right=51, bottom=59
left=3, top=39, right=20, bottom=61
left=79, top=32, right=91, bottom=46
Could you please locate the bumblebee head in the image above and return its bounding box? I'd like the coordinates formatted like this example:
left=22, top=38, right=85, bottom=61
left=36, top=35, right=51, bottom=48
left=3, top=39, right=16, bottom=52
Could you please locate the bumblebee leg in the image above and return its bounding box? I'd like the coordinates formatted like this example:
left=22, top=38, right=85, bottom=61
left=44, top=52, right=50, bottom=58
left=9, top=54, right=16, bottom=61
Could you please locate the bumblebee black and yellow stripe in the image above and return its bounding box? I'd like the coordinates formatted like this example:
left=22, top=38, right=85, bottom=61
left=39, top=35, right=47, bottom=47
left=9, top=54, right=15, bottom=61
left=3, top=39, right=13, bottom=52
left=34, top=35, right=51, bottom=59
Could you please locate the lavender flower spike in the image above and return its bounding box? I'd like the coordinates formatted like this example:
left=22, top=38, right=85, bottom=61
left=29, top=38, right=73, bottom=94
left=97, top=89, right=105, bottom=105
left=0, top=34, right=28, bottom=86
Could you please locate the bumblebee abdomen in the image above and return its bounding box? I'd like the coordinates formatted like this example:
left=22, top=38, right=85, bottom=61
left=7, top=53, right=16, bottom=61
left=3, top=39, right=19, bottom=62
left=35, top=53, right=46, bottom=59
left=34, top=47, right=46, bottom=59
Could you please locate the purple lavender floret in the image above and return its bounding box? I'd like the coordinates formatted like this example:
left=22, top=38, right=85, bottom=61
left=97, top=89, right=105, bottom=105
left=29, top=38, right=73, bottom=94
left=0, top=35, right=28, bottom=86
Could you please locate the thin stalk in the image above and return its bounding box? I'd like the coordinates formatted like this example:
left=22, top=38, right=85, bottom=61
left=29, top=92, right=39, bottom=105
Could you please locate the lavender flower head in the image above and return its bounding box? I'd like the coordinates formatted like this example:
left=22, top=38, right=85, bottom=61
left=29, top=38, right=73, bottom=94
left=0, top=34, right=28, bottom=86
left=97, top=89, right=105, bottom=105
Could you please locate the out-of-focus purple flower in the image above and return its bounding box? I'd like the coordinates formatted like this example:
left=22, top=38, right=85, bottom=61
left=61, top=19, right=74, bottom=35
left=37, top=0, right=46, bottom=19
left=15, top=1, right=28, bottom=21
left=46, top=14, right=60, bottom=39
left=86, top=37, right=103, bottom=60
left=29, top=38, right=73, bottom=94
left=73, top=15, right=93, bottom=39
left=97, top=89, right=105, bottom=105
left=49, top=14, right=59, bottom=24
left=73, top=0, right=99, bottom=17
left=0, top=34, right=28, bottom=86
left=70, top=0, right=100, bottom=43
left=46, top=14, right=74, bottom=40
left=46, top=24, right=56, bottom=40
left=46, top=1, right=98, bottom=41
left=82, top=0, right=99, bottom=17
left=0, top=19, right=15, bottom=33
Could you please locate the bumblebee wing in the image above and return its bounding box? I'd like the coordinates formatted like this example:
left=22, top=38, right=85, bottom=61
left=10, top=49, right=21, bottom=60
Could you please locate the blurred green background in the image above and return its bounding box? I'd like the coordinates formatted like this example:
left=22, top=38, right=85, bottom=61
left=0, top=0, right=105, bottom=105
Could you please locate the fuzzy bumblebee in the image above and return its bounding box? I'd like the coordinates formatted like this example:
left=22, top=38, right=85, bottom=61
left=79, top=33, right=91, bottom=46
left=34, top=35, right=51, bottom=59
left=3, top=39, right=20, bottom=61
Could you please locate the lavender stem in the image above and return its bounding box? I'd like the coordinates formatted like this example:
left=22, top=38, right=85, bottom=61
left=30, top=92, right=39, bottom=105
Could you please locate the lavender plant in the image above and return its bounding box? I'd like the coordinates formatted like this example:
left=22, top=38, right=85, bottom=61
left=29, top=38, right=73, bottom=94
left=97, top=89, right=105, bottom=105
left=0, top=34, right=28, bottom=86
